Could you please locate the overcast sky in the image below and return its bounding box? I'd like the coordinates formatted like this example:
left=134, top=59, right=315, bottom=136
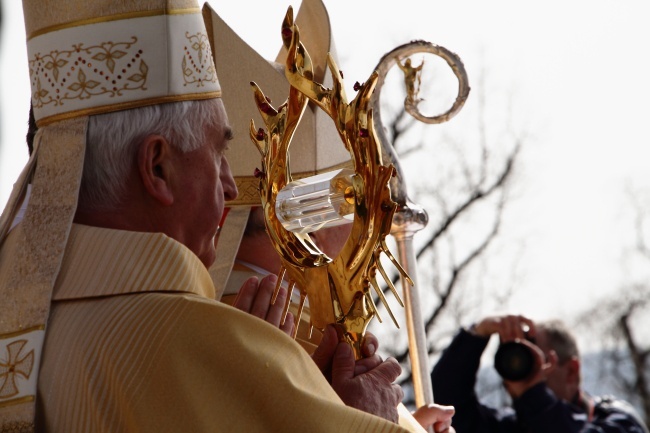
left=2, top=0, right=650, bottom=330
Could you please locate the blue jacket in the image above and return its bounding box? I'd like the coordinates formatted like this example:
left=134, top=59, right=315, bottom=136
left=431, top=329, right=648, bottom=433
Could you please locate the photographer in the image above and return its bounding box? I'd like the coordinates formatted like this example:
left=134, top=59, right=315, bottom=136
left=431, top=315, right=648, bottom=433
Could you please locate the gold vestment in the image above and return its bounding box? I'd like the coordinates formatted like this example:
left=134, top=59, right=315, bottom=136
left=29, top=224, right=416, bottom=432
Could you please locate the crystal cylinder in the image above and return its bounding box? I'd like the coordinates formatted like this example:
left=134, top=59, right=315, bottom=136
left=276, top=168, right=355, bottom=233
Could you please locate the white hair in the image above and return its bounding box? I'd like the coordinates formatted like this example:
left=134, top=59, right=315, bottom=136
left=79, top=99, right=221, bottom=210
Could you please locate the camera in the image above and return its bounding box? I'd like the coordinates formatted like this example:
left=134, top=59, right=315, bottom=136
left=493, top=339, right=536, bottom=381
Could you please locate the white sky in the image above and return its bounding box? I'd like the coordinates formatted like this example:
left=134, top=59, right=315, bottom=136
left=2, top=0, right=650, bottom=325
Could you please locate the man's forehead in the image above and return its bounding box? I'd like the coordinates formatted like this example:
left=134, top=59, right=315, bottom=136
left=214, top=100, right=234, bottom=142
left=206, top=100, right=232, bottom=148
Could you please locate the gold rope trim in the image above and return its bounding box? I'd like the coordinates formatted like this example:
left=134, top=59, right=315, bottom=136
left=0, top=325, right=44, bottom=341
left=36, top=91, right=222, bottom=127
left=28, top=8, right=201, bottom=40
left=0, top=395, right=35, bottom=410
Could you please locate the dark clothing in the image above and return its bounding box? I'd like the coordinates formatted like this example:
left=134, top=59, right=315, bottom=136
left=431, top=328, right=648, bottom=433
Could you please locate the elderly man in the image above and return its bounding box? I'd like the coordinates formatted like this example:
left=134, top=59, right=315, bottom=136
left=0, top=1, right=421, bottom=432
left=432, top=315, right=649, bottom=433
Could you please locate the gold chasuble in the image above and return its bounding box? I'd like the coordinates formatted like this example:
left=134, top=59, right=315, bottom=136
left=31, top=224, right=415, bottom=432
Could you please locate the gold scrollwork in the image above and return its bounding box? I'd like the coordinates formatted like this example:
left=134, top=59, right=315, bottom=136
left=250, top=7, right=412, bottom=358
left=182, top=32, right=217, bottom=87
left=29, top=36, right=148, bottom=108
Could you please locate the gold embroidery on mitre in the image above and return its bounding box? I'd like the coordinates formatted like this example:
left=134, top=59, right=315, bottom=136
left=182, top=32, right=217, bottom=87
left=0, top=341, right=35, bottom=400
left=29, top=37, right=148, bottom=109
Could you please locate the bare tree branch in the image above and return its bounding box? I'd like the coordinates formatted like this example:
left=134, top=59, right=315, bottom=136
left=575, top=186, right=650, bottom=424
left=416, top=141, right=520, bottom=261
left=619, top=309, right=650, bottom=421
left=424, top=196, right=504, bottom=333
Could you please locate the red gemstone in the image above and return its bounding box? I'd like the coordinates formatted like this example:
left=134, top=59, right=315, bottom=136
left=260, top=102, right=273, bottom=114
left=254, top=168, right=265, bottom=178
left=353, top=81, right=361, bottom=91
left=256, top=128, right=265, bottom=140
left=282, top=28, right=293, bottom=39
left=359, top=128, right=369, bottom=137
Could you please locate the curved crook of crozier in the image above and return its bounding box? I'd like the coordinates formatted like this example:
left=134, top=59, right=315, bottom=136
left=371, top=40, right=470, bottom=206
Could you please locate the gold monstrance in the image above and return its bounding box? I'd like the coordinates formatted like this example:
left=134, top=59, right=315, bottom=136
left=250, top=7, right=411, bottom=358
left=250, top=6, right=469, bottom=371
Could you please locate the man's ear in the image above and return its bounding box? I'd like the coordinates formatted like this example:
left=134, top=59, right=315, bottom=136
left=567, top=356, right=581, bottom=383
left=137, top=135, right=174, bottom=206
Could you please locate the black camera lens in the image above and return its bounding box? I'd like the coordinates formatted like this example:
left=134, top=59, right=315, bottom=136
left=494, top=341, right=535, bottom=381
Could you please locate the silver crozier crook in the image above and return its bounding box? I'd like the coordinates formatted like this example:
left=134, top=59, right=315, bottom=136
left=370, top=40, right=470, bottom=410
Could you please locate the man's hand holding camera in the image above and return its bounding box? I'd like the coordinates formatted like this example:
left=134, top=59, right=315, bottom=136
left=501, top=336, right=558, bottom=399
left=470, top=315, right=559, bottom=399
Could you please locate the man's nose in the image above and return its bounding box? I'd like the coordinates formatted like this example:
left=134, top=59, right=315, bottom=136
left=221, top=160, right=238, bottom=202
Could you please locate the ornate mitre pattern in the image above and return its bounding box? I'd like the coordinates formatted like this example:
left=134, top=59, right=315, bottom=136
left=27, top=8, right=220, bottom=126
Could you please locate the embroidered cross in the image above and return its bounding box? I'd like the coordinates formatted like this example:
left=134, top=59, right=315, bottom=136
left=0, top=340, right=35, bottom=399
